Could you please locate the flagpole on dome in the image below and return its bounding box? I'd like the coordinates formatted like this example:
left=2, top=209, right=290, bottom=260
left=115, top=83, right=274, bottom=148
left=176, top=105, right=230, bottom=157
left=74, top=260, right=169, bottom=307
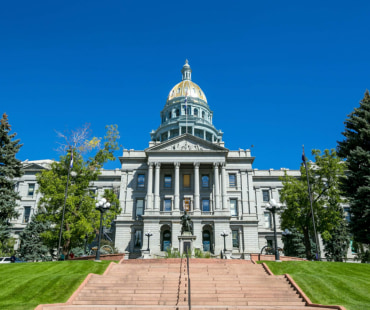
left=185, top=90, right=188, bottom=134
left=302, top=145, right=321, bottom=260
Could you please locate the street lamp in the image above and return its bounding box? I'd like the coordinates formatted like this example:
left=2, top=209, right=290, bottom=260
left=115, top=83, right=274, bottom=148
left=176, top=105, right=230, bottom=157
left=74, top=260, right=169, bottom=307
left=145, top=231, right=153, bottom=251
left=95, top=198, right=111, bottom=261
left=265, top=199, right=282, bottom=262
left=220, top=230, right=228, bottom=254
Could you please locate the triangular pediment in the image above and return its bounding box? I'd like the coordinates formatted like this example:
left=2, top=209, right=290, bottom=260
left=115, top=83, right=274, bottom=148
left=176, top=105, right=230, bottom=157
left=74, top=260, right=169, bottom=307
left=146, top=134, right=228, bottom=153
left=23, top=160, right=54, bottom=171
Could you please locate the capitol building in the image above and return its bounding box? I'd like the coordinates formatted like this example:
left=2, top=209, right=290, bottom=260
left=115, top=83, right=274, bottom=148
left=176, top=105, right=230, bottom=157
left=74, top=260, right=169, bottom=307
left=12, top=61, right=303, bottom=258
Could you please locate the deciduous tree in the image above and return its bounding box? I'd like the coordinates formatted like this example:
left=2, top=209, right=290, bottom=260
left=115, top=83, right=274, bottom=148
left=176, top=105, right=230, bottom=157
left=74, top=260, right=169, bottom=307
left=280, top=149, right=346, bottom=259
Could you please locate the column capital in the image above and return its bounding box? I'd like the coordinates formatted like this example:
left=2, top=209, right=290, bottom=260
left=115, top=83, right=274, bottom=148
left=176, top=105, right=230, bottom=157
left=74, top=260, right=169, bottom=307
left=174, top=162, right=180, bottom=168
left=220, top=162, right=226, bottom=168
left=194, top=162, right=200, bottom=168
left=213, top=162, right=219, bottom=168
left=147, top=162, right=154, bottom=167
left=155, top=162, right=161, bottom=168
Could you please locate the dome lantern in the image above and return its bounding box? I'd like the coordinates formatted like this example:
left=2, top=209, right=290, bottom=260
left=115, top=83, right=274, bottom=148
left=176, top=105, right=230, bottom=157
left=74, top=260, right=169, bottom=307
left=181, top=59, right=192, bottom=81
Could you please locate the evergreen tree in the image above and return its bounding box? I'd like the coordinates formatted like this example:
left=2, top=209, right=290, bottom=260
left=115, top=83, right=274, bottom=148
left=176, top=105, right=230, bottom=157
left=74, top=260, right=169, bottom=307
left=337, top=90, right=370, bottom=245
left=322, top=207, right=350, bottom=262
left=0, top=113, right=23, bottom=246
left=281, top=228, right=307, bottom=258
left=17, top=212, right=50, bottom=261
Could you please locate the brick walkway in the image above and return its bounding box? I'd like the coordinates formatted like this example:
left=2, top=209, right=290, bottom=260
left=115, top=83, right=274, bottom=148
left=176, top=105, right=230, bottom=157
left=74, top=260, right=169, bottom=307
left=36, top=258, right=345, bottom=310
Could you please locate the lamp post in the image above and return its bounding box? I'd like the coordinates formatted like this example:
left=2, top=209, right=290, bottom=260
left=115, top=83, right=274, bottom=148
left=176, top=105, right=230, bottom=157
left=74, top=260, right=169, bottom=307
left=220, top=230, right=228, bottom=254
left=145, top=231, right=153, bottom=251
left=95, top=198, right=111, bottom=261
left=265, top=199, right=281, bottom=262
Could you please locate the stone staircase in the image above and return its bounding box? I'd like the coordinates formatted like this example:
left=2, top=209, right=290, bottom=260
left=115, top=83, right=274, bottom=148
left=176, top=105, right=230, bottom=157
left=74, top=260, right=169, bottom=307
left=36, top=258, right=344, bottom=310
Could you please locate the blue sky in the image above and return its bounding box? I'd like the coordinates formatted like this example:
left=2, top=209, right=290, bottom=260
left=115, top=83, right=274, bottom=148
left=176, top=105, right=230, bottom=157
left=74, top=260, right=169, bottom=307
left=1, top=0, right=369, bottom=170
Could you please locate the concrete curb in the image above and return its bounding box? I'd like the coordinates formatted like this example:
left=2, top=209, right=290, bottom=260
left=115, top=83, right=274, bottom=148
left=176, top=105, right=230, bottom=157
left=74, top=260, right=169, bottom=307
left=284, top=273, right=347, bottom=310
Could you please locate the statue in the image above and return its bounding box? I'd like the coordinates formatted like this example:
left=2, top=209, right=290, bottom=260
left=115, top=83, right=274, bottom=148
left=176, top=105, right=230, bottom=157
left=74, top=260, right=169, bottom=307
left=181, top=211, right=193, bottom=234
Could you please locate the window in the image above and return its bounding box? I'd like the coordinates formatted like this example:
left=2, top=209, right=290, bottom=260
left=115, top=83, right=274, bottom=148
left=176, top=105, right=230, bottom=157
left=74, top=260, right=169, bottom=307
left=206, top=132, right=212, bottom=142
left=28, top=184, right=35, bottom=197
left=183, top=198, right=191, bottom=211
left=202, top=199, right=210, bottom=212
left=187, top=105, right=191, bottom=115
left=232, top=230, right=239, bottom=248
left=136, top=199, right=144, bottom=217
left=229, top=174, right=236, bottom=188
left=183, top=174, right=190, bottom=188
left=202, top=111, right=205, bottom=119
left=164, top=199, right=172, bottom=212
left=175, top=109, right=179, bottom=117
left=164, top=175, right=172, bottom=188
left=230, top=199, right=238, bottom=216
left=194, top=128, right=203, bottom=138
left=23, top=206, right=31, bottom=223
left=194, top=108, right=198, bottom=116
left=262, top=190, right=270, bottom=202
left=202, top=175, right=209, bottom=188
left=137, top=174, right=145, bottom=188
left=264, top=212, right=271, bottom=228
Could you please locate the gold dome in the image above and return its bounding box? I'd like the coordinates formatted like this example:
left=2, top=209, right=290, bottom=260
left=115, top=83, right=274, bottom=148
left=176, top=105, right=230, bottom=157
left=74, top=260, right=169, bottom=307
left=167, top=80, right=207, bottom=104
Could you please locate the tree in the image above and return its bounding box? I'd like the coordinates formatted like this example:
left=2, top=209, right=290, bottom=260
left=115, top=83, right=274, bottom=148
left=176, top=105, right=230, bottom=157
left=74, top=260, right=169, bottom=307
left=17, top=211, right=51, bottom=261
left=36, top=124, right=121, bottom=256
left=0, top=113, right=23, bottom=248
left=337, top=90, right=370, bottom=246
left=280, top=149, right=346, bottom=260
left=281, top=228, right=307, bottom=258
left=322, top=207, right=350, bottom=262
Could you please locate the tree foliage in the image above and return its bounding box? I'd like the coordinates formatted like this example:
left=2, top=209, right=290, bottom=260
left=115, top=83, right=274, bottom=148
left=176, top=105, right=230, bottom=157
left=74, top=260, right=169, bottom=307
left=17, top=211, right=51, bottom=261
left=281, top=228, right=307, bottom=258
left=37, top=124, right=121, bottom=255
left=0, top=113, right=23, bottom=246
left=337, top=90, right=370, bottom=245
left=280, top=149, right=346, bottom=260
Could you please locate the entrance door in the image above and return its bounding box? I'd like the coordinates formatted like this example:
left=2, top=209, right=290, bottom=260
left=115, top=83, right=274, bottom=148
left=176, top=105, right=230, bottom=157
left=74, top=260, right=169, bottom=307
left=162, top=230, right=171, bottom=251
left=203, top=230, right=211, bottom=252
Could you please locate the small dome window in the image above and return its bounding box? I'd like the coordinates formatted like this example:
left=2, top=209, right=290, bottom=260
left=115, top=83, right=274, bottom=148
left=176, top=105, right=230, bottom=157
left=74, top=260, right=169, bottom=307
left=193, top=88, right=195, bottom=94
left=171, top=90, right=174, bottom=96
left=199, top=90, right=202, bottom=96
left=202, top=111, right=205, bottom=119
left=194, top=108, right=198, bottom=116
left=175, top=109, right=179, bottom=117
left=177, top=88, right=180, bottom=93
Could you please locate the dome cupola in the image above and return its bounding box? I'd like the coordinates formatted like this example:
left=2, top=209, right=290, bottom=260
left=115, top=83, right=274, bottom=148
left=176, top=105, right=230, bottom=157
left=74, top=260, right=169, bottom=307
left=151, top=60, right=223, bottom=144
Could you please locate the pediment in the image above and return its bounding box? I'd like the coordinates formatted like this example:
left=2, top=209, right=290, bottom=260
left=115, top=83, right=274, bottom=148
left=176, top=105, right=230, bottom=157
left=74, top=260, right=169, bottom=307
left=146, top=134, right=228, bottom=153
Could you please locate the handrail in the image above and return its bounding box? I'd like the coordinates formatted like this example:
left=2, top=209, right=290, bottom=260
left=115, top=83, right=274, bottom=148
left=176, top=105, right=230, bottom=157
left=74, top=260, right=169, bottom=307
left=175, top=256, right=183, bottom=307
left=186, top=253, right=191, bottom=310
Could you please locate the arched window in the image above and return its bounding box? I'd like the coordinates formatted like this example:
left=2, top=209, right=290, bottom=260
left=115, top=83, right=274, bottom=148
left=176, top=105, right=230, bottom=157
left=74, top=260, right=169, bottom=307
left=168, top=112, right=172, bottom=119
left=202, top=111, right=205, bottom=119
left=203, top=230, right=211, bottom=252
left=162, top=230, right=171, bottom=251
left=194, top=108, right=198, bottom=116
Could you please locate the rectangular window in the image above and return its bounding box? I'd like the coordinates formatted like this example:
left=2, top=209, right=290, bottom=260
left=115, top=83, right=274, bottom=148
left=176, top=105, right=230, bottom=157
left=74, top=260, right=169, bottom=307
left=202, top=199, right=210, bottom=212
left=229, top=174, right=236, bottom=187
left=230, top=199, right=238, bottom=216
left=232, top=230, right=239, bottom=248
left=137, top=174, right=145, bottom=188
left=202, top=175, right=209, bottom=188
left=262, top=190, right=270, bottom=202
left=264, top=212, right=271, bottom=228
left=28, top=184, right=35, bottom=197
left=183, top=174, right=190, bottom=188
left=134, top=230, right=142, bottom=248
left=183, top=198, right=191, bottom=212
left=23, top=206, right=31, bottom=223
left=136, top=199, right=144, bottom=217
left=164, top=175, right=172, bottom=188
left=164, top=199, right=172, bottom=212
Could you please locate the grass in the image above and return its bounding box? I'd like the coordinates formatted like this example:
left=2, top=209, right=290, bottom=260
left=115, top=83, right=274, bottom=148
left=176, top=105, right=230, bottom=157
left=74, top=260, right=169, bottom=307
left=0, top=260, right=112, bottom=310
left=263, top=261, right=370, bottom=310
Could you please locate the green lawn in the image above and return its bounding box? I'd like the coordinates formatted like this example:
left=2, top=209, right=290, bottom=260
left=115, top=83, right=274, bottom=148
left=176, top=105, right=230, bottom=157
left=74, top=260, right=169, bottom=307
left=0, top=260, right=112, bottom=310
left=264, top=261, right=370, bottom=310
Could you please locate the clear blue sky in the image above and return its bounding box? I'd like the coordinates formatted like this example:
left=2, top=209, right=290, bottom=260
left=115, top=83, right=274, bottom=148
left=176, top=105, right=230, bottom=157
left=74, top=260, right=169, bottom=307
left=1, top=0, right=369, bottom=170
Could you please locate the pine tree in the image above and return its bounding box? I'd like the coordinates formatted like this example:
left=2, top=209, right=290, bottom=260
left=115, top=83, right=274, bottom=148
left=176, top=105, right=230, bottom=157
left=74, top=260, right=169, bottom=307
left=0, top=113, right=23, bottom=245
left=323, top=208, right=350, bottom=262
left=17, top=212, right=51, bottom=261
left=281, top=228, right=307, bottom=258
left=337, top=90, right=370, bottom=245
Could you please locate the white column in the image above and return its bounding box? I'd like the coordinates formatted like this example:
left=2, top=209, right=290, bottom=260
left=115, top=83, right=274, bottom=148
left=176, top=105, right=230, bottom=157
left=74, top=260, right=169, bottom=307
left=221, top=163, right=228, bottom=210
left=194, top=162, right=200, bottom=211
left=174, top=162, right=180, bottom=211
left=146, top=162, right=153, bottom=210
left=214, top=163, right=220, bottom=210
left=154, top=162, right=161, bottom=210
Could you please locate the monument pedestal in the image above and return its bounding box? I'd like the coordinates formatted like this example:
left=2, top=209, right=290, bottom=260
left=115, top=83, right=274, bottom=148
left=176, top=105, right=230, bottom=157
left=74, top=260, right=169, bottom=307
left=178, top=232, right=196, bottom=256
left=141, top=249, right=152, bottom=259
